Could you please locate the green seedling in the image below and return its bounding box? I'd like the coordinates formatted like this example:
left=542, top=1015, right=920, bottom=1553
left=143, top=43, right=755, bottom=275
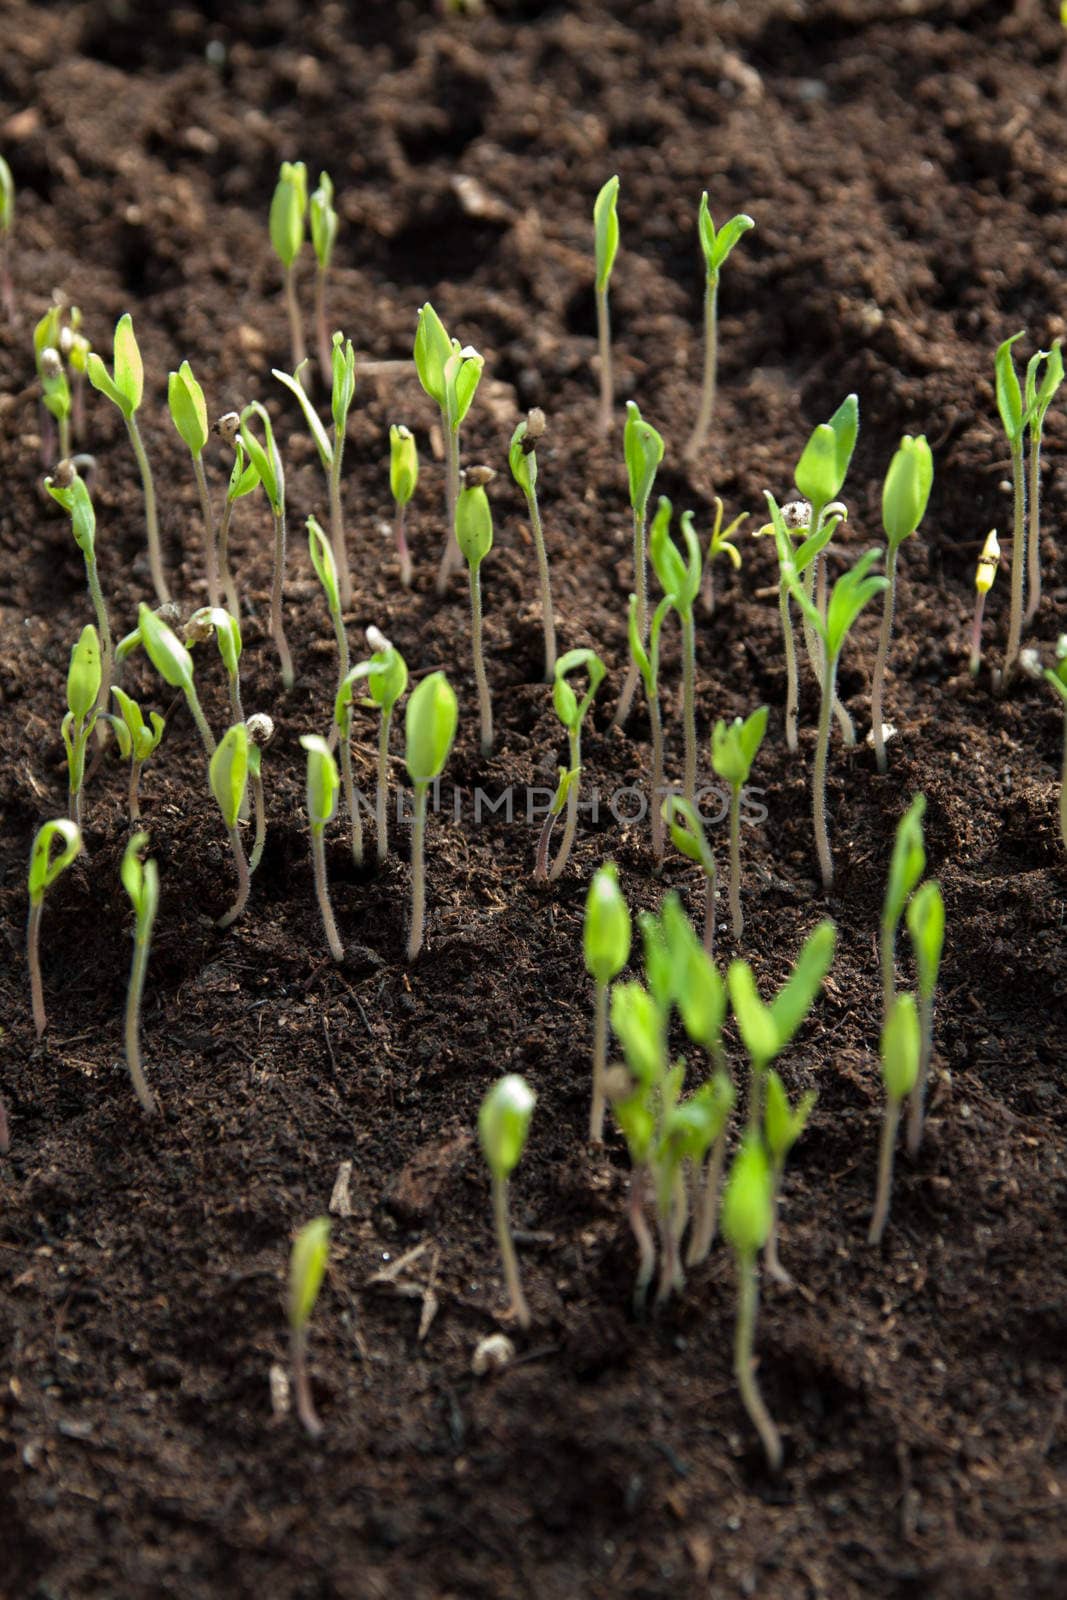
left=120, top=831, right=159, bottom=1114
left=300, top=734, right=343, bottom=962
left=614, top=400, right=665, bottom=727
left=584, top=862, right=632, bottom=1143
left=27, top=819, right=82, bottom=1037
left=86, top=313, right=169, bottom=605
left=652, top=1073, right=719, bottom=1304
left=785, top=538, right=888, bottom=890
left=905, top=879, right=945, bottom=1157
left=240, top=401, right=294, bottom=688
left=273, top=331, right=357, bottom=607
left=880, top=794, right=926, bottom=1018
left=309, top=171, right=339, bottom=387
left=869, top=991, right=920, bottom=1246
left=168, top=359, right=220, bottom=607
left=40, top=344, right=72, bottom=461
left=509, top=408, right=556, bottom=680
left=61, top=624, right=102, bottom=826
left=701, top=495, right=747, bottom=617
left=0, top=152, right=13, bottom=320
left=43, top=464, right=113, bottom=705
left=593, top=174, right=619, bottom=434
left=759, top=495, right=833, bottom=752
left=628, top=589, right=673, bottom=862
left=335, top=628, right=408, bottom=864
left=216, top=419, right=261, bottom=618
left=683, top=197, right=755, bottom=462
left=727, top=918, right=835, bottom=1129
left=969, top=529, right=1000, bottom=678
left=109, top=687, right=165, bottom=821
left=993, top=332, right=1030, bottom=687
left=389, top=424, right=418, bottom=588
left=1024, top=341, right=1064, bottom=625
left=412, top=303, right=484, bottom=591
left=61, top=305, right=92, bottom=442
left=138, top=602, right=217, bottom=762
left=532, top=765, right=580, bottom=882
left=609, top=979, right=666, bottom=1308
left=711, top=705, right=768, bottom=941
left=663, top=795, right=717, bottom=953
left=405, top=671, right=459, bottom=960
left=211, top=723, right=251, bottom=928
left=793, top=395, right=860, bottom=742
left=307, top=513, right=351, bottom=706
left=1044, top=636, right=1067, bottom=853
left=872, top=435, right=933, bottom=772
left=479, top=1074, right=537, bottom=1330
left=455, top=468, right=496, bottom=756
left=763, top=1069, right=817, bottom=1284
left=545, top=649, right=606, bottom=881
left=270, top=160, right=308, bottom=372
left=649, top=497, right=703, bottom=804
left=721, top=1136, right=781, bottom=1470
left=245, top=713, right=275, bottom=874
left=288, top=1216, right=330, bottom=1438
left=186, top=606, right=245, bottom=727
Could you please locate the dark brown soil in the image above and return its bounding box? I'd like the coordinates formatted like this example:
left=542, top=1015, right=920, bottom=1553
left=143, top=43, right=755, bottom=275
left=2, top=2, right=1066, bottom=1596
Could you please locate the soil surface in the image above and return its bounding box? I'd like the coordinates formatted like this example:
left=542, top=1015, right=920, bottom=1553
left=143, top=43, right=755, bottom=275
left=2, top=2, right=1066, bottom=1596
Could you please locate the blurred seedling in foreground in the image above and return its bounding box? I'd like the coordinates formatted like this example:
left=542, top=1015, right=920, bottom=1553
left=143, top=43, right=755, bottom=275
left=455, top=468, right=496, bottom=756
left=300, top=734, right=343, bottom=962
left=711, top=704, right=768, bottom=942
left=120, top=832, right=159, bottom=1115
left=405, top=672, right=459, bottom=960
left=663, top=795, right=717, bottom=954
left=27, top=819, right=82, bottom=1038
left=543, top=649, right=606, bottom=882
left=872, top=435, right=933, bottom=773
left=722, top=1137, right=782, bottom=1470
left=727, top=919, right=835, bottom=1132
left=762, top=1069, right=816, bottom=1284
left=211, top=723, right=252, bottom=929
left=683, top=196, right=755, bottom=462
left=593, top=174, right=619, bottom=434
left=479, top=1075, right=537, bottom=1330
left=509, top=408, right=556, bottom=680
left=270, top=160, right=308, bottom=372
left=614, top=400, right=665, bottom=728
left=649, top=497, right=703, bottom=804
left=412, top=302, right=484, bottom=592
left=241, top=401, right=294, bottom=688
left=274, top=331, right=357, bottom=607
left=168, top=358, right=220, bottom=605
left=335, top=629, right=409, bottom=865
left=869, top=992, right=920, bottom=1246
left=389, top=424, right=418, bottom=589
left=309, top=171, right=339, bottom=387
left=61, top=624, right=102, bottom=827
left=700, top=495, right=747, bottom=617
left=584, top=862, right=632, bottom=1144
left=109, top=688, right=165, bottom=823
left=288, top=1216, right=330, bottom=1438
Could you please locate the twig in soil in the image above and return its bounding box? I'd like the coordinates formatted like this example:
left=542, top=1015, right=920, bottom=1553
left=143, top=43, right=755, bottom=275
left=26, top=820, right=82, bottom=1039
left=288, top=1216, right=330, bottom=1439
left=479, top=1076, right=537, bottom=1330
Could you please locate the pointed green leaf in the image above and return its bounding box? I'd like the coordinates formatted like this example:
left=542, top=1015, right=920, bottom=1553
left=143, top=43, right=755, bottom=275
left=593, top=175, right=620, bottom=294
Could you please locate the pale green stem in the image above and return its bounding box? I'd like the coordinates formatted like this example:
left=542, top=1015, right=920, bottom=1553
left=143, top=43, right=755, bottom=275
left=614, top=507, right=647, bottom=728
left=227, top=672, right=245, bottom=731
left=310, top=825, right=343, bottom=962
left=746, top=1060, right=766, bottom=1135
left=315, top=266, right=330, bottom=391
left=869, top=1094, right=901, bottom=1245
left=1001, top=437, right=1026, bottom=690
left=84, top=551, right=113, bottom=714
left=763, top=1164, right=790, bottom=1285
left=270, top=507, right=294, bottom=691
left=493, top=1173, right=530, bottom=1329
left=525, top=482, right=556, bottom=682
left=906, top=992, right=935, bottom=1159
left=880, top=920, right=896, bottom=1023
left=682, top=610, right=698, bottom=807
left=28, top=900, right=46, bottom=1038
left=589, top=979, right=609, bottom=1144
left=470, top=564, right=493, bottom=756
left=684, top=274, right=718, bottom=462
left=249, top=769, right=266, bottom=874
left=340, top=736, right=363, bottom=867
left=1025, top=427, right=1042, bottom=626
left=125, top=413, right=169, bottom=606
left=184, top=684, right=217, bottom=763
left=686, top=1125, right=728, bottom=1266
left=630, top=1168, right=656, bottom=1314
left=780, top=577, right=799, bottom=755
left=217, top=824, right=251, bottom=928
left=435, top=423, right=462, bottom=593
left=128, top=759, right=143, bottom=823
left=728, top=783, right=743, bottom=941
left=813, top=655, right=837, bottom=892
left=218, top=498, right=240, bottom=619
left=650, top=695, right=666, bottom=863
left=394, top=501, right=413, bottom=588
left=284, top=265, right=306, bottom=374
left=871, top=547, right=898, bottom=775
left=734, top=1250, right=782, bottom=1470
left=58, top=412, right=71, bottom=463
left=548, top=730, right=581, bottom=882
left=192, top=451, right=220, bottom=608
left=596, top=285, right=613, bottom=435
left=125, top=919, right=157, bottom=1113
left=968, top=591, right=987, bottom=678
left=329, top=432, right=352, bottom=610
left=290, top=1325, right=322, bottom=1438
left=376, top=710, right=393, bottom=863
left=407, top=784, right=428, bottom=961
left=703, top=860, right=717, bottom=958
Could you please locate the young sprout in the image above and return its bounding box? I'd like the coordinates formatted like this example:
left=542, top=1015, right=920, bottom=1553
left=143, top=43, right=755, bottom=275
left=27, top=819, right=82, bottom=1037
left=335, top=629, right=409, bottom=865
left=270, top=160, right=308, bottom=372
left=649, top=497, right=703, bottom=804
left=700, top=495, right=747, bottom=616
left=43, top=464, right=113, bottom=704
left=138, top=602, right=217, bottom=761
left=455, top=468, right=496, bottom=756
left=784, top=539, right=888, bottom=890
left=653, top=1069, right=717, bottom=1304
left=711, top=705, right=768, bottom=941
left=546, top=649, right=607, bottom=881
left=168, top=359, right=219, bottom=606
left=61, top=624, right=102, bottom=826
left=478, top=1074, right=538, bottom=1330
left=300, top=734, right=343, bottom=962
left=389, top=424, right=418, bottom=588
left=412, top=303, right=484, bottom=592
left=61, top=306, right=92, bottom=442
left=614, top=401, right=665, bottom=727
left=905, top=879, right=945, bottom=1157
left=794, top=392, right=859, bottom=628
left=584, top=862, right=632, bottom=1144
left=215, top=418, right=261, bottom=618
left=186, top=606, right=245, bottom=726
left=40, top=345, right=72, bottom=462
left=762, top=1069, right=817, bottom=1284
left=628, top=589, right=673, bottom=862
left=869, top=992, right=920, bottom=1246
left=309, top=171, right=339, bottom=388
left=721, top=1136, right=781, bottom=1471
left=508, top=408, right=556, bottom=680
left=880, top=794, right=926, bottom=1018
left=210, top=723, right=251, bottom=928
left=727, top=918, right=835, bottom=1130
left=994, top=331, right=1032, bottom=688
left=609, top=980, right=664, bottom=1308
left=86, top=313, right=169, bottom=605
left=683, top=197, right=755, bottom=462
left=288, top=1216, right=330, bottom=1438
left=969, top=529, right=1000, bottom=678
left=872, top=435, right=934, bottom=772
left=758, top=496, right=823, bottom=753
left=245, top=713, right=275, bottom=874
left=307, top=513, right=351, bottom=710
left=273, top=331, right=357, bottom=607
left=110, top=687, right=165, bottom=821
left=532, top=766, right=580, bottom=882
left=404, top=671, right=459, bottom=960
left=593, top=175, right=620, bottom=434
left=1024, top=341, right=1064, bottom=624
left=0, top=152, right=13, bottom=320
left=120, top=831, right=159, bottom=1114
left=240, top=401, right=294, bottom=689
left=663, top=795, right=717, bottom=953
